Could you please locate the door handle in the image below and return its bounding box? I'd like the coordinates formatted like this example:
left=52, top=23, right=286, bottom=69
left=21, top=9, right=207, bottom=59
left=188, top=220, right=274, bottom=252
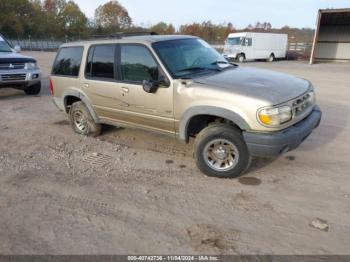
left=122, top=87, right=129, bottom=93
left=83, top=83, right=89, bottom=89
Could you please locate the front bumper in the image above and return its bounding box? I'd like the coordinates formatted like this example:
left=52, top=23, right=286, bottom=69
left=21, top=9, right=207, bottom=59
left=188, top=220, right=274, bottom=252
left=243, top=106, right=322, bottom=157
left=223, top=53, right=237, bottom=59
left=0, top=69, right=41, bottom=88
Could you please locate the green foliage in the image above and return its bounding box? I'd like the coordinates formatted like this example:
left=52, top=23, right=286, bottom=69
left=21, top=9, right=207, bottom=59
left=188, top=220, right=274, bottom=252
left=0, top=0, right=35, bottom=37
left=179, top=21, right=236, bottom=42
left=0, top=0, right=88, bottom=38
left=94, top=0, right=132, bottom=34
left=61, top=1, right=88, bottom=37
left=150, top=22, right=175, bottom=35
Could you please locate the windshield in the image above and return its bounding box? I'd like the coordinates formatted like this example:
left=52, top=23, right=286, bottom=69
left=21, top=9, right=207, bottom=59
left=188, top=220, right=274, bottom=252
left=153, top=38, right=230, bottom=78
left=0, top=36, right=13, bottom=52
left=226, top=37, right=243, bottom=46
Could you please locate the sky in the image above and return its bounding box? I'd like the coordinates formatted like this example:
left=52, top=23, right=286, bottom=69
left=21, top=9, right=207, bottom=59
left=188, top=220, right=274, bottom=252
left=74, top=0, right=350, bottom=29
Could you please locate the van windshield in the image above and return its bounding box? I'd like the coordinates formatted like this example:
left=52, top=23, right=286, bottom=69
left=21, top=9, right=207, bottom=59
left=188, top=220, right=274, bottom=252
left=0, top=36, right=13, bottom=52
left=226, top=37, right=243, bottom=46
left=153, top=38, right=231, bottom=78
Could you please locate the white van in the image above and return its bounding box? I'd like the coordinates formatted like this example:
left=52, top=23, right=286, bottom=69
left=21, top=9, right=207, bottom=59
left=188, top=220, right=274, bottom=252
left=223, top=32, right=288, bottom=62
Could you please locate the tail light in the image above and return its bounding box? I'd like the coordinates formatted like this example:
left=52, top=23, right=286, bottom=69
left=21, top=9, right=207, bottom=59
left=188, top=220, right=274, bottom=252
left=49, top=78, right=54, bottom=95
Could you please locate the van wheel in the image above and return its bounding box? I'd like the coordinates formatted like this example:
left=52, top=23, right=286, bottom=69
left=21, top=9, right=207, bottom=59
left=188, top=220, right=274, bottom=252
left=24, top=82, right=41, bottom=95
left=69, top=101, right=101, bottom=137
left=267, top=54, right=275, bottom=62
left=237, top=54, right=245, bottom=63
left=194, top=124, right=252, bottom=178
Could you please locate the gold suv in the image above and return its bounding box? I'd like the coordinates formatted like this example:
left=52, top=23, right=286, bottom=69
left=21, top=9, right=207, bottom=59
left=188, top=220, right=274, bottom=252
left=51, top=33, right=321, bottom=178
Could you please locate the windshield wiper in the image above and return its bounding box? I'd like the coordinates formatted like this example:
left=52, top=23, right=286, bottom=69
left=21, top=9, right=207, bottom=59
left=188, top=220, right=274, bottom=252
left=178, top=66, right=222, bottom=73
left=211, top=60, right=229, bottom=65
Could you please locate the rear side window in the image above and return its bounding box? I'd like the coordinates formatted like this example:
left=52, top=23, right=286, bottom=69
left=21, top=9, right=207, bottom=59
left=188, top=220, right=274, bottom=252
left=86, top=45, right=115, bottom=79
left=52, top=47, right=83, bottom=77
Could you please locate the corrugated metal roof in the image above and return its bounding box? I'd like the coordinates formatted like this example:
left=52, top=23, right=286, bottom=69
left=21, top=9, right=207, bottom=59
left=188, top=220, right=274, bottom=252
left=320, top=11, right=350, bottom=26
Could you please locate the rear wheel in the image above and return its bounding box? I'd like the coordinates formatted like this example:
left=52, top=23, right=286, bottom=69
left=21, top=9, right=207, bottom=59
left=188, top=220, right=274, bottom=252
left=24, top=82, right=41, bottom=95
left=69, top=101, right=101, bottom=137
left=267, top=54, right=275, bottom=62
left=194, top=124, right=252, bottom=178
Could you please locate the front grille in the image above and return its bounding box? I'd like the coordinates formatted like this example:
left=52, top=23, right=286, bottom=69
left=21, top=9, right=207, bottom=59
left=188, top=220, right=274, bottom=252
left=0, top=63, right=25, bottom=70
left=292, top=92, right=312, bottom=116
left=0, top=74, right=27, bottom=81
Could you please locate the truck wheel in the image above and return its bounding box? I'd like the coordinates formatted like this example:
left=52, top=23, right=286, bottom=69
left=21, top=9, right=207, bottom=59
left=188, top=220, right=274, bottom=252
left=194, top=124, right=252, bottom=178
left=24, top=82, right=41, bottom=95
left=237, top=54, right=245, bottom=63
left=69, top=101, right=101, bottom=137
left=267, top=54, right=275, bottom=62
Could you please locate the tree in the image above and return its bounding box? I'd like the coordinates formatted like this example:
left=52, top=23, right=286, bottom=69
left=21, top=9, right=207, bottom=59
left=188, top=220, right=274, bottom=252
left=150, top=22, right=175, bottom=35
left=95, top=1, right=132, bottom=33
left=0, top=0, right=34, bottom=37
left=43, top=0, right=66, bottom=14
left=60, top=1, right=88, bottom=38
left=245, top=24, right=253, bottom=31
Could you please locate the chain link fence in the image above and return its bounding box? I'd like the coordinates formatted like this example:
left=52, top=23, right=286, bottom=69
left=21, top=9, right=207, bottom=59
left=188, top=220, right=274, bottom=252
left=7, top=38, right=313, bottom=60
left=8, top=38, right=65, bottom=51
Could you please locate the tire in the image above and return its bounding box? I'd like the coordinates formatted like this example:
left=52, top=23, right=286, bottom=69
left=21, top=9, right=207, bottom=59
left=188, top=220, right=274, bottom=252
left=69, top=101, right=101, bottom=137
left=237, top=54, right=245, bottom=63
left=194, top=124, right=252, bottom=178
left=24, top=82, right=41, bottom=95
left=267, top=54, right=275, bottom=62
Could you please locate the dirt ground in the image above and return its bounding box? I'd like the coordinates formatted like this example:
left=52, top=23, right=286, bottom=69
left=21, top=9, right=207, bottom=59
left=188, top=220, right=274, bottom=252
left=0, top=51, right=349, bottom=255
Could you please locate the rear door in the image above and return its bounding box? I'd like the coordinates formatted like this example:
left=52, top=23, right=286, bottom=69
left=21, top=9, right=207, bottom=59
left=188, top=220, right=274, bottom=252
left=82, top=44, right=126, bottom=122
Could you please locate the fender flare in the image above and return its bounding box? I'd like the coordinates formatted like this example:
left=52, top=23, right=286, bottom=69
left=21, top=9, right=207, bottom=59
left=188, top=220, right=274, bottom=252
left=62, top=90, right=100, bottom=123
left=238, top=53, right=246, bottom=59
left=178, top=106, right=250, bottom=142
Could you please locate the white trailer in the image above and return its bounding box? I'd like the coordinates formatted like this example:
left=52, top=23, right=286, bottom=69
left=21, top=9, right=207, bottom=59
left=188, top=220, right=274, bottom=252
left=223, top=32, right=288, bottom=62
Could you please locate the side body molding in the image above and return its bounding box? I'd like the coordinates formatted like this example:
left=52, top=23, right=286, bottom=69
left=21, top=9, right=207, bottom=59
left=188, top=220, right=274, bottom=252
left=62, top=89, right=100, bottom=123
left=178, top=106, right=251, bottom=142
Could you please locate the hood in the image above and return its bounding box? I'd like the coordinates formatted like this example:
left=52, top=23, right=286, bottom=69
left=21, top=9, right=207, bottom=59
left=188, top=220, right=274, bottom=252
left=0, top=52, right=36, bottom=63
left=194, top=66, right=311, bottom=105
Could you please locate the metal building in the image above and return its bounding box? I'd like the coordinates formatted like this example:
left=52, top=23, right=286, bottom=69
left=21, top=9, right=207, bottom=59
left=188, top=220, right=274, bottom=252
left=310, top=8, right=350, bottom=64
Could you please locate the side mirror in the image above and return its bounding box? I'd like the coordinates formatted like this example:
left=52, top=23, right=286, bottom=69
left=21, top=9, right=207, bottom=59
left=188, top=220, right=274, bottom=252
left=157, top=74, right=170, bottom=88
left=14, top=45, right=21, bottom=53
left=142, top=80, right=158, bottom=93
left=142, top=75, right=170, bottom=93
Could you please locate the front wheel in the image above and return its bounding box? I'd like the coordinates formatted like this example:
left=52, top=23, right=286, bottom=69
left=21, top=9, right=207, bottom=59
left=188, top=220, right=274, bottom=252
left=194, top=124, right=252, bottom=178
left=24, top=82, right=41, bottom=95
left=237, top=54, right=245, bottom=63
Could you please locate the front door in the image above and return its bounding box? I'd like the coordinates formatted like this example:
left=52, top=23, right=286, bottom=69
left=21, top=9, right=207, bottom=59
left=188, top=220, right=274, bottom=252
left=116, top=44, right=174, bottom=134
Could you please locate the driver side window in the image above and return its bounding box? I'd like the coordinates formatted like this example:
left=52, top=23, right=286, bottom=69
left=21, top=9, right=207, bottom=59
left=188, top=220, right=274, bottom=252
left=120, top=45, right=159, bottom=83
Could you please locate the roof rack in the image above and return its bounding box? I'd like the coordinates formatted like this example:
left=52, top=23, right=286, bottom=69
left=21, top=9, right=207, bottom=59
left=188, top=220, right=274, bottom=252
left=90, top=31, right=159, bottom=40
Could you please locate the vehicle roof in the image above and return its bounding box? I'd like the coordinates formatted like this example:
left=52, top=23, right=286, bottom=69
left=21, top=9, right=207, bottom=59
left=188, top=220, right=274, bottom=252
left=227, top=32, right=247, bottom=37
left=61, top=35, right=197, bottom=47
left=228, top=32, right=288, bottom=37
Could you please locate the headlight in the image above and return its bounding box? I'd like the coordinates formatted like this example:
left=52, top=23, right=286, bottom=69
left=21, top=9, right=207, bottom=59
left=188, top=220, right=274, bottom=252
left=307, top=90, right=315, bottom=104
left=258, top=105, right=292, bottom=126
left=24, top=62, right=38, bottom=70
